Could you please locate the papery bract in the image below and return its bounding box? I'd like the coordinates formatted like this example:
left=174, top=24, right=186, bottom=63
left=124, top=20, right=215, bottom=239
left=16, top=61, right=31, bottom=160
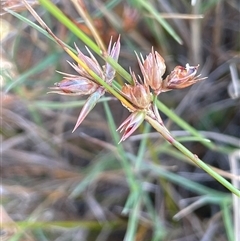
left=104, top=36, right=121, bottom=83
left=144, top=50, right=166, bottom=88
left=121, top=71, right=151, bottom=109
left=48, top=75, right=98, bottom=96
left=117, top=110, right=146, bottom=143
left=72, top=87, right=105, bottom=132
left=136, top=48, right=166, bottom=95
left=162, top=64, right=206, bottom=91
left=74, top=44, right=104, bottom=80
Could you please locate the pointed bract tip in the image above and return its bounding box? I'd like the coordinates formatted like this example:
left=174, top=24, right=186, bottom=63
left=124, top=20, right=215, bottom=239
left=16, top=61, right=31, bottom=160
left=117, top=111, right=146, bottom=143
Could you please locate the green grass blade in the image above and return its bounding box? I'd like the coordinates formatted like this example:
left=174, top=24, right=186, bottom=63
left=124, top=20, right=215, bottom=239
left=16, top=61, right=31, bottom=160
left=103, top=101, right=138, bottom=191
left=130, top=0, right=183, bottom=44
left=31, top=97, right=113, bottom=109
left=135, top=123, right=151, bottom=170
left=221, top=202, right=234, bottom=241
left=103, top=101, right=143, bottom=240
left=38, top=0, right=132, bottom=83
left=156, top=100, right=231, bottom=153
left=144, top=162, right=230, bottom=197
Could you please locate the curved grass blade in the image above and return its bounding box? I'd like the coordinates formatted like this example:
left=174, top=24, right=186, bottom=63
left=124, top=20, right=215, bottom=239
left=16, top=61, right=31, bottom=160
left=130, top=0, right=183, bottom=44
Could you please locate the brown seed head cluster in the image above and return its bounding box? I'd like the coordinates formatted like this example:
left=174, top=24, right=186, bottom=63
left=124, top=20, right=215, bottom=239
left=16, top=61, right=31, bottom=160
left=49, top=37, right=121, bottom=96
left=139, top=48, right=166, bottom=92
left=121, top=71, right=152, bottom=109
left=121, top=49, right=205, bottom=110
left=49, top=37, right=205, bottom=141
left=162, top=64, right=205, bottom=90
left=48, top=37, right=121, bottom=132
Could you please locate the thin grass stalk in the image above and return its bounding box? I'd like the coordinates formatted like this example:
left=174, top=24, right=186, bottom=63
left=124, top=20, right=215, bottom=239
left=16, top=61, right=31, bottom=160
left=21, top=0, right=135, bottom=112
left=135, top=123, right=151, bottom=170
left=156, top=100, right=234, bottom=153
left=103, top=101, right=142, bottom=241
left=38, top=0, right=132, bottom=83
left=124, top=193, right=141, bottom=241
left=133, top=0, right=183, bottom=44
left=145, top=115, right=240, bottom=197
left=190, top=0, right=202, bottom=65
left=70, top=0, right=106, bottom=51
left=103, top=101, right=139, bottom=192
left=221, top=202, right=234, bottom=241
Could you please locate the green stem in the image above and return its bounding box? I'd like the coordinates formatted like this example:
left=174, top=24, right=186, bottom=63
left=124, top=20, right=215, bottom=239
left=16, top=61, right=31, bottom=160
left=65, top=48, right=136, bottom=111
left=40, top=0, right=100, bottom=54
left=156, top=100, right=236, bottom=154
left=38, top=0, right=132, bottom=83
left=221, top=202, right=234, bottom=241
left=156, top=100, right=214, bottom=149
left=145, top=115, right=240, bottom=197
left=135, top=0, right=182, bottom=44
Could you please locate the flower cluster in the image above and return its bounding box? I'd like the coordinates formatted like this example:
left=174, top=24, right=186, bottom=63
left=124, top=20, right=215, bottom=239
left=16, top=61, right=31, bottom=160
left=162, top=64, right=203, bottom=91
left=49, top=37, right=205, bottom=142
left=135, top=48, right=205, bottom=95
left=118, top=48, right=205, bottom=142
left=49, top=37, right=120, bottom=132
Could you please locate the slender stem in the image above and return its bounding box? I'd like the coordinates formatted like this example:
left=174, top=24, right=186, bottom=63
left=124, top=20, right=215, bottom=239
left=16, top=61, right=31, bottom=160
left=136, top=0, right=182, bottom=44
left=38, top=0, right=132, bottom=83
left=65, top=48, right=136, bottom=111
left=22, top=0, right=135, bottom=112
left=221, top=201, right=234, bottom=241
left=145, top=115, right=240, bottom=197
left=156, top=100, right=215, bottom=150
left=70, top=0, right=106, bottom=51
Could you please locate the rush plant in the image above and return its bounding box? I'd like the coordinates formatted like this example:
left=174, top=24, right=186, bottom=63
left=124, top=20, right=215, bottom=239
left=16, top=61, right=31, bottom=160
left=13, top=0, right=240, bottom=198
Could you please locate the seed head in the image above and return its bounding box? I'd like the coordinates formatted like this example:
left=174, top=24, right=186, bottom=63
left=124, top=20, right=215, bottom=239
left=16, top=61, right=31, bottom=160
left=135, top=48, right=166, bottom=95
left=104, top=36, right=121, bottom=83
left=121, top=71, right=151, bottom=109
left=48, top=74, right=98, bottom=96
left=139, top=49, right=166, bottom=94
left=48, top=37, right=121, bottom=132
left=117, top=110, right=146, bottom=143
left=73, top=44, right=104, bottom=80
left=163, top=64, right=206, bottom=91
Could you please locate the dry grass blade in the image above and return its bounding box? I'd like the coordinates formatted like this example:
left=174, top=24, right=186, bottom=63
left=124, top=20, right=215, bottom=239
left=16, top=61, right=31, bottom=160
left=70, top=0, right=106, bottom=51
left=21, top=0, right=66, bottom=49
